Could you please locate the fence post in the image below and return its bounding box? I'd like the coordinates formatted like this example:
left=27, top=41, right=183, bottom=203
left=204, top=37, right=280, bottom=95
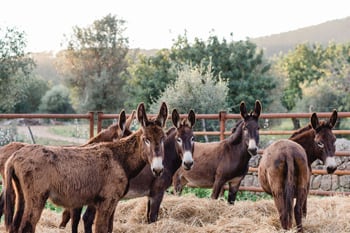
left=219, top=111, right=227, bottom=140
left=88, top=111, right=94, bottom=139
left=97, top=112, right=103, bottom=133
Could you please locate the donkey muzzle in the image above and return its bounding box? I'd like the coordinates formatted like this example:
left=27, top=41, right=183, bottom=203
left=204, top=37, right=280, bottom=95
left=151, top=157, right=164, bottom=177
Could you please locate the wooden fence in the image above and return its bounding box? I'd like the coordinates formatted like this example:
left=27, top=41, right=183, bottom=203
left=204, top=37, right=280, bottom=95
left=1, top=111, right=350, bottom=196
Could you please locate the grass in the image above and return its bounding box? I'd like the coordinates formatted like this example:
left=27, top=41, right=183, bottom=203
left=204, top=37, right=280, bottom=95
left=171, top=187, right=271, bottom=202
left=48, top=124, right=90, bottom=139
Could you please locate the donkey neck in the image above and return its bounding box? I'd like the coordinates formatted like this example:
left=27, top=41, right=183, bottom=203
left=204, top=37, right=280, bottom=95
left=289, top=127, right=317, bottom=166
left=110, top=129, right=147, bottom=179
left=163, top=127, right=182, bottom=174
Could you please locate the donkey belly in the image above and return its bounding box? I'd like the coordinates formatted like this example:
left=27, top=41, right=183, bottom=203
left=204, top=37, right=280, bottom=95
left=124, top=164, right=155, bottom=199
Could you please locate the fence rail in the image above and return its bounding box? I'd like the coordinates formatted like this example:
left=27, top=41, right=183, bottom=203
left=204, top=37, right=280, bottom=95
left=1, top=111, right=350, bottom=196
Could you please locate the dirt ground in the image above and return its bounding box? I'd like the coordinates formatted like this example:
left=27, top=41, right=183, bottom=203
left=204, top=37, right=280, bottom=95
left=1, top=194, right=350, bottom=233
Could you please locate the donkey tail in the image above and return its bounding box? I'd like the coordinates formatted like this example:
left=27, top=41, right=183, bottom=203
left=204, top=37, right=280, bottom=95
left=4, top=161, right=16, bottom=231
left=283, top=156, right=295, bottom=229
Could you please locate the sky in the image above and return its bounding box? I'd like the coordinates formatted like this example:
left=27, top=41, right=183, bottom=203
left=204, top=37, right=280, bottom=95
left=1, top=0, right=349, bottom=53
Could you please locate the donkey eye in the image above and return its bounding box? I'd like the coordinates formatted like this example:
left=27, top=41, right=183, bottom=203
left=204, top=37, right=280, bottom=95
left=191, top=136, right=195, bottom=142
left=176, top=137, right=182, bottom=144
left=143, top=138, right=151, bottom=146
left=317, top=142, right=324, bottom=148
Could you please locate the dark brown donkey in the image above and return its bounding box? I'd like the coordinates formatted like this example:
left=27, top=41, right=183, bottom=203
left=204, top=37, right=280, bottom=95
left=4, top=102, right=168, bottom=233
left=0, top=109, right=135, bottom=228
left=73, top=109, right=196, bottom=233
left=173, top=100, right=261, bottom=204
left=258, top=110, right=338, bottom=232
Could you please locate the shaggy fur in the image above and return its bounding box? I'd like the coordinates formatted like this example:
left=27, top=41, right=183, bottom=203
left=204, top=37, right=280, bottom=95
left=258, top=110, right=338, bottom=232
left=76, top=109, right=197, bottom=233
left=0, top=110, right=134, bottom=232
left=173, top=100, right=261, bottom=204
left=3, top=102, right=168, bottom=233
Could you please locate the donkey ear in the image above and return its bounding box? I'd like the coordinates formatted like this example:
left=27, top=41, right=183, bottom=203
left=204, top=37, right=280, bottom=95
left=188, top=110, right=196, bottom=128
left=172, top=109, right=180, bottom=128
left=156, top=102, right=168, bottom=128
left=137, top=102, right=148, bottom=127
left=125, top=110, right=136, bottom=130
left=240, top=101, right=248, bottom=119
left=253, top=100, right=262, bottom=118
left=329, top=109, right=338, bottom=129
left=311, top=112, right=319, bottom=130
left=119, top=110, right=126, bottom=135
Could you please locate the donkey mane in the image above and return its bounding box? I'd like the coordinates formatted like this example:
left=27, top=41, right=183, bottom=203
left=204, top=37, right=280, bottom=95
left=227, top=120, right=244, bottom=145
left=289, top=124, right=313, bottom=139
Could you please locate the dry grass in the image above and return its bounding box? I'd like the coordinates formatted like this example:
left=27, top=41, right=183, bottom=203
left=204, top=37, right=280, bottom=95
left=1, top=194, right=350, bottom=233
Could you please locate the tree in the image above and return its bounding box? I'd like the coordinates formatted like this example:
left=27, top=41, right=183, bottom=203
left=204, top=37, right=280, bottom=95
left=0, top=26, right=35, bottom=112
left=124, top=34, right=277, bottom=112
left=57, top=14, right=129, bottom=113
left=151, top=63, right=228, bottom=141
left=38, top=85, right=74, bottom=114
left=279, top=43, right=326, bottom=111
left=123, top=49, right=176, bottom=110
left=14, top=76, right=49, bottom=113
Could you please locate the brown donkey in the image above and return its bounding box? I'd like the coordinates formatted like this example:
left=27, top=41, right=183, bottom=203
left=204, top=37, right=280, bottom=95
left=173, top=100, right=261, bottom=204
left=4, top=102, right=168, bottom=233
left=258, top=110, right=338, bottom=232
left=0, top=109, right=135, bottom=227
left=78, top=109, right=196, bottom=233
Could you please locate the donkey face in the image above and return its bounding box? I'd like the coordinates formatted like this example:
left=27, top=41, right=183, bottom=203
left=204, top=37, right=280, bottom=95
left=311, top=110, right=338, bottom=174
left=137, top=102, right=168, bottom=177
left=172, top=109, right=196, bottom=170
left=240, top=100, right=261, bottom=156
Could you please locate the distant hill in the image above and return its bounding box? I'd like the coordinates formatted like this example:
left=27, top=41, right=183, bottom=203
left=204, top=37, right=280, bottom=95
left=251, top=16, right=350, bottom=57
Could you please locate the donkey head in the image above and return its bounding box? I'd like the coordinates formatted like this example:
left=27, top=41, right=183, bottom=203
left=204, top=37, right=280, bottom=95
left=240, top=100, right=261, bottom=156
left=311, top=110, right=338, bottom=174
left=137, top=102, right=168, bottom=177
left=172, top=109, right=196, bottom=170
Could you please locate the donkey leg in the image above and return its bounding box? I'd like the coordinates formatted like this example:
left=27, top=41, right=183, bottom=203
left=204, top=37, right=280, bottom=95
left=94, top=205, right=117, bottom=233
left=0, top=191, right=4, bottom=219
left=211, top=177, right=227, bottom=200
left=295, top=188, right=308, bottom=233
left=172, top=170, right=186, bottom=195
left=83, top=205, right=96, bottom=233
left=107, top=209, right=115, bottom=233
left=147, top=191, right=166, bottom=223
left=227, top=176, right=244, bottom=204
left=18, top=197, right=46, bottom=233
left=59, top=209, right=71, bottom=229
left=71, top=207, right=83, bottom=233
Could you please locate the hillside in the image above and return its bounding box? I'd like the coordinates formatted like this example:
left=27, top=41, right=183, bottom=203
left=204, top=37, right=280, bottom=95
left=251, top=16, right=350, bottom=57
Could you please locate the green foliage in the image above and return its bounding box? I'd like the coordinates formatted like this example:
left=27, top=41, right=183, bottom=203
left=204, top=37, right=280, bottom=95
left=57, top=14, right=129, bottom=113
left=39, top=85, right=75, bottom=113
left=150, top=63, right=228, bottom=114
left=13, top=75, right=49, bottom=113
left=169, top=34, right=277, bottom=112
left=180, top=187, right=271, bottom=201
left=0, top=26, right=36, bottom=112
left=123, top=49, right=177, bottom=110
left=124, top=34, right=277, bottom=112
left=279, top=43, right=327, bottom=111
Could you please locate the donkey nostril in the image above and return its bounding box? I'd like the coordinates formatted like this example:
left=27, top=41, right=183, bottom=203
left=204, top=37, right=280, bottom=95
left=248, top=148, right=258, bottom=155
left=153, top=168, right=164, bottom=177
left=183, top=161, right=193, bottom=170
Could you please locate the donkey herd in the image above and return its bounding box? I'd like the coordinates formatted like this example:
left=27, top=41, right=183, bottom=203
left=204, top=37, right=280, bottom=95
left=0, top=100, right=340, bottom=233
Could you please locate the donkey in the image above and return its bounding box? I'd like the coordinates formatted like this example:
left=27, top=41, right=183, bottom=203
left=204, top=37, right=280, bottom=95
left=173, top=100, right=261, bottom=204
left=77, top=109, right=196, bottom=233
left=258, top=110, right=338, bottom=232
left=60, top=109, right=196, bottom=232
left=4, top=102, right=168, bottom=233
left=0, top=109, right=135, bottom=225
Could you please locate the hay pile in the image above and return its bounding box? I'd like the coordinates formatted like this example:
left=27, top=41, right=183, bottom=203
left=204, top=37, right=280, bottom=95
left=1, top=194, right=350, bottom=233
